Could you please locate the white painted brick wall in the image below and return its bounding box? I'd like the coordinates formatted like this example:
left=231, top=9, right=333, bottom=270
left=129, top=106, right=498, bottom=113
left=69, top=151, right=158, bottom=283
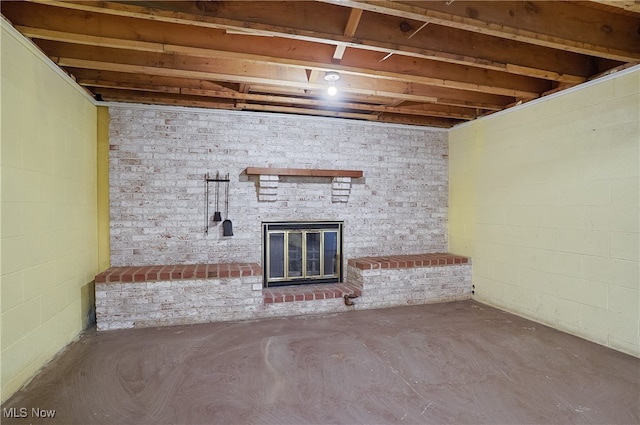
left=95, top=275, right=359, bottom=330
left=260, top=298, right=357, bottom=319
left=95, top=263, right=471, bottom=330
left=347, top=264, right=472, bottom=309
left=95, top=275, right=263, bottom=330
left=109, top=105, right=449, bottom=267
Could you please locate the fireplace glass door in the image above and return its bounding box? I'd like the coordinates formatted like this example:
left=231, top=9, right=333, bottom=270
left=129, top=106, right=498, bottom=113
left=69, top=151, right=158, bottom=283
left=263, top=222, right=342, bottom=287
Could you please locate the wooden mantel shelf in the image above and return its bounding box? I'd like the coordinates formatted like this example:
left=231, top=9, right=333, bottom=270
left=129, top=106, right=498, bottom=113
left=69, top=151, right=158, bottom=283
left=246, top=167, right=360, bottom=203
left=245, top=167, right=363, bottom=179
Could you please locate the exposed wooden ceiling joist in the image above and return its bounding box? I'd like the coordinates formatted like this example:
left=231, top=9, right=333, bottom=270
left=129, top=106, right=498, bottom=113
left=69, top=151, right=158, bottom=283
left=20, top=26, right=544, bottom=99
left=2, top=0, right=637, bottom=128
left=587, top=0, right=640, bottom=14
left=319, top=0, right=640, bottom=62
left=15, top=0, right=594, bottom=84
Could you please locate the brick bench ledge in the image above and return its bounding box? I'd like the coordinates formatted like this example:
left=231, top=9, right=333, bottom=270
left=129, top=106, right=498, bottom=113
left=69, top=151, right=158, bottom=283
left=348, top=253, right=469, bottom=270
left=95, top=263, right=262, bottom=284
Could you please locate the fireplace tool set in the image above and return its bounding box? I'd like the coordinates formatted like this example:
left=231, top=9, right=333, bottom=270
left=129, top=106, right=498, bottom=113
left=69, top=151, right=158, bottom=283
left=204, top=172, right=233, bottom=236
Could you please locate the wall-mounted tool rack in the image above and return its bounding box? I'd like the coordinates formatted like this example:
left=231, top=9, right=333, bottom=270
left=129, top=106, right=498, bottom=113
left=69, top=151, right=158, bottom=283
left=204, top=172, right=230, bottom=235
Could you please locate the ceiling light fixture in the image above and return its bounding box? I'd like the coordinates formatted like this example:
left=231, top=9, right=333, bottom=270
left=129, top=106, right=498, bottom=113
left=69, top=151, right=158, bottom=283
left=324, top=71, right=340, bottom=96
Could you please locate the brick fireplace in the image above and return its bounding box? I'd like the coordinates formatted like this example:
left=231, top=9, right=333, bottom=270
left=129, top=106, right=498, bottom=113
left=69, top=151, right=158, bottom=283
left=99, top=104, right=469, bottom=329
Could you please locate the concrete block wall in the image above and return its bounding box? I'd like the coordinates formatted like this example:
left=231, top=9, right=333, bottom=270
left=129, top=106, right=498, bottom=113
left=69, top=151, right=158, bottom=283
left=449, top=67, right=640, bottom=357
left=1, top=22, right=99, bottom=402
left=109, top=105, right=449, bottom=268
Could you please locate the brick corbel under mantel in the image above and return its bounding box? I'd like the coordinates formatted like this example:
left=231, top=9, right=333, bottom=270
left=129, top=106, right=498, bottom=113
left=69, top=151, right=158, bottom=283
left=245, top=167, right=363, bottom=203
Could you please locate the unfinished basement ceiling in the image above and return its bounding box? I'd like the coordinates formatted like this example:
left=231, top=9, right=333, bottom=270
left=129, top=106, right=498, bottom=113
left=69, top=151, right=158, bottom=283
left=3, top=1, right=639, bottom=128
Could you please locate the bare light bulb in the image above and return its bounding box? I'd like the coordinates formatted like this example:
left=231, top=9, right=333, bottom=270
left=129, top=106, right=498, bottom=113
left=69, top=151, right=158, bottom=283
left=327, top=85, right=338, bottom=96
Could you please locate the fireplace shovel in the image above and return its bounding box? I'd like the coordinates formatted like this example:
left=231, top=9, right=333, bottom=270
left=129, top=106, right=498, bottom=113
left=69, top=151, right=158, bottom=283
left=222, top=174, right=233, bottom=236
left=213, top=172, right=222, bottom=223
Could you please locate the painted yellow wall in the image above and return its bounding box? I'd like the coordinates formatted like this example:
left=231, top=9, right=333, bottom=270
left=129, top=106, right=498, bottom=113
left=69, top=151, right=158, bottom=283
left=1, top=20, right=99, bottom=401
left=97, top=106, right=110, bottom=272
left=449, top=67, right=640, bottom=357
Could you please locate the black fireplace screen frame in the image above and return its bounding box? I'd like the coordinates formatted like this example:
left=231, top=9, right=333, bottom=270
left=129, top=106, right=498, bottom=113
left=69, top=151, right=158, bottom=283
left=262, top=221, right=343, bottom=287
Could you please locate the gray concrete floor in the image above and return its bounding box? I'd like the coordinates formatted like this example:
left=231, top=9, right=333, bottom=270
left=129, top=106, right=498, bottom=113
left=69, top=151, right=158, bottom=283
left=2, top=300, right=639, bottom=424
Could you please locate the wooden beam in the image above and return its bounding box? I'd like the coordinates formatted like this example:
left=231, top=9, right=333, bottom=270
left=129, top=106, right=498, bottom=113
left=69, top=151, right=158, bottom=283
left=333, top=45, right=347, bottom=62
left=238, top=104, right=377, bottom=121
left=246, top=167, right=364, bottom=178
left=66, top=68, right=233, bottom=91
left=18, top=0, right=589, bottom=84
left=588, top=61, right=640, bottom=80
left=70, top=54, right=484, bottom=118
left=36, top=32, right=548, bottom=99
left=376, top=114, right=460, bottom=128
left=179, top=88, right=475, bottom=120
left=319, top=0, right=640, bottom=62
left=67, top=61, right=507, bottom=112
left=16, top=0, right=631, bottom=126
left=56, top=56, right=303, bottom=88
left=94, top=88, right=236, bottom=108
left=588, top=0, right=640, bottom=14
left=387, top=99, right=406, bottom=107
left=238, top=83, right=505, bottom=111
left=79, top=77, right=476, bottom=120
left=55, top=57, right=442, bottom=104
left=333, top=8, right=363, bottom=62
left=15, top=26, right=164, bottom=52
left=57, top=42, right=513, bottom=110
left=306, top=69, right=321, bottom=84
left=91, top=87, right=460, bottom=126
left=343, top=8, right=364, bottom=37
left=79, top=79, right=180, bottom=94
left=30, top=29, right=541, bottom=99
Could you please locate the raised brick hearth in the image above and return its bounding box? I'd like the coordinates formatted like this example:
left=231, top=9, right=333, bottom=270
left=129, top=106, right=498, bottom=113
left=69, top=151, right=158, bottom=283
left=95, top=253, right=471, bottom=330
left=95, top=263, right=365, bottom=330
left=263, top=283, right=361, bottom=304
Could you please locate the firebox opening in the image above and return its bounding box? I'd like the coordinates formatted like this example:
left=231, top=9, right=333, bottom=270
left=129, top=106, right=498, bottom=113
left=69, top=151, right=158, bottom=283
left=262, top=221, right=343, bottom=287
